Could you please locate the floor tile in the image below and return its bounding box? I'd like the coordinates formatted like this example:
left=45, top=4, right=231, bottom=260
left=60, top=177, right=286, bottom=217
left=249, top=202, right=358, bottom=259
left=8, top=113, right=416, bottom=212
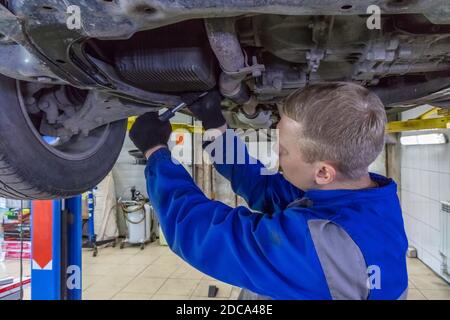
left=84, top=253, right=137, bottom=265
left=152, top=254, right=186, bottom=267
left=407, top=258, right=434, bottom=275
left=190, top=296, right=226, bottom=300
left=121, top=277, right=167, bottom=295
left=151, top=294, right=191, bottom=300
left=420, top=289, right=450, bottom=300
left=83, top=289, right=118, bottom=300
left=82, top=263, right=115, bottom=276
left=123, top=254, right=160, bottom=266
left=406, top=289, right=427, bottom=300
left=82, top=275, right=98, bottom=291
left=191, top=279, right=233, bottom=299
left=112, top=292, right=153, bottom=300
left=140, top=243, right=171, bottom=256
left=140, top=264, right=180, bottom=279
left=107, top=264, right=148, bottom=277
left=84, top=276, right=134, bottom=292
left=156, top=278, right=199, bottom=296
left=409, top=273, right=450, bottom=290
left=170, top=265, right=205, bottom=280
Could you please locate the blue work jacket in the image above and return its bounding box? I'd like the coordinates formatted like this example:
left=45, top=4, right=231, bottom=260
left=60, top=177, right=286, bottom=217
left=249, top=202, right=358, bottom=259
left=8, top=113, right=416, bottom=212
left=145, top=130, right=408, bottom=299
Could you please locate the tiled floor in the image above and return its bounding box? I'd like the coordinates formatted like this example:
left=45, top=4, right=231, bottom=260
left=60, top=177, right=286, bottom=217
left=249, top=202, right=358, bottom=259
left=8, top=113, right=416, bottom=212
left=81, top=242, right=240, bottom=300
left=0, top=258, right=31, bottom=300
left=1, top=245, right=450, bottom=300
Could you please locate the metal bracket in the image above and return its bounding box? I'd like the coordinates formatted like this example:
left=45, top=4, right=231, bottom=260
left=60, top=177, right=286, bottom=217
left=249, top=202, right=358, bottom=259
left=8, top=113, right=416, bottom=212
left=221, top=55, right=265, bottom=79
left=62, top=91, right=160, bottom=136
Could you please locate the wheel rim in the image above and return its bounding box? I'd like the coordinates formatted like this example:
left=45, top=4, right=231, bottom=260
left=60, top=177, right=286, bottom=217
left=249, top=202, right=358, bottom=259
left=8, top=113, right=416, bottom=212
left=16, top=81, right=111, bottom=161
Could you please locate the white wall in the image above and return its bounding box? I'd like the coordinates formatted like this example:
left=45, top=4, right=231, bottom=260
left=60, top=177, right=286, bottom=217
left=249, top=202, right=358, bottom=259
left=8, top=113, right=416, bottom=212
left=369, top=146, right=386, bottom=176
left=399, top=105, right=450, bottom=281
left=112, top=135, right=148, bottom=200
left=112, top=112, right=194, bottom=200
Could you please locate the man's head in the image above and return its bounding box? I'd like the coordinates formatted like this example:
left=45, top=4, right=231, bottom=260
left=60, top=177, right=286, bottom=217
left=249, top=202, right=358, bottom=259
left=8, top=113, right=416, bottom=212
left=277, top=82, right=386, bottom=191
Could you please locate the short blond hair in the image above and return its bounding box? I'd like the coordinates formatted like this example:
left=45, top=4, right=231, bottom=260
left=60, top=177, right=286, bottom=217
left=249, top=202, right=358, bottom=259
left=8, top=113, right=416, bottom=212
left=282, top=82, right=386, bottom=179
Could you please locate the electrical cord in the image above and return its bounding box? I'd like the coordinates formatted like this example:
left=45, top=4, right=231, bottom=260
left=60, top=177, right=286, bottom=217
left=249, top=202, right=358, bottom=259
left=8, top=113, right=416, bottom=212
left=119, top=200, right=146, bottom=225
left=117, top=198, right=157, bottom=243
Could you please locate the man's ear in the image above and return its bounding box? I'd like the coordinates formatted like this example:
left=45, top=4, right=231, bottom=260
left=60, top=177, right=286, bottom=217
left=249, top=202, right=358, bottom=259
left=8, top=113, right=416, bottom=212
left=314, top=162, right=337, bottom=185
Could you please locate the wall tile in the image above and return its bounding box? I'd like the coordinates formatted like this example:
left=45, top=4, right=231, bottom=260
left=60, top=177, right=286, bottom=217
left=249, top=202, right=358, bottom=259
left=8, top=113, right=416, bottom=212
left=401, top=189, right=410, bottom=214
left=418, top=223, right=429, bottom=253
left=446, top=145, right=450, bottom=174
left=399, top=119, right=450, bottom=280
left=428, top=227, right=441, bottom=260
left=419, top=171, right=429, bottom=198
left=428, top=146, right=442, bottom=172
left=428, top=200, right=441, bottom=231
left=417, top=249, right=442, bottom=275
left=439, top=173, right=450, bottom=202
left=429, top=172, right=440, bottom=201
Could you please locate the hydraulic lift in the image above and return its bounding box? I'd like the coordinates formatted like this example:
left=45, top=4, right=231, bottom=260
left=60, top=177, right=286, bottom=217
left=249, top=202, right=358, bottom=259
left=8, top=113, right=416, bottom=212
left=31, top=196, right=82, bottom=300
left=387, top=107, right=450, bottom=133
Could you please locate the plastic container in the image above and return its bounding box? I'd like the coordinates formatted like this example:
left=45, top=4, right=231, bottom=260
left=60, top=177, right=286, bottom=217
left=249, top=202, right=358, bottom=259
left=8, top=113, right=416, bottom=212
left=124, top=203, right=151, bottom=245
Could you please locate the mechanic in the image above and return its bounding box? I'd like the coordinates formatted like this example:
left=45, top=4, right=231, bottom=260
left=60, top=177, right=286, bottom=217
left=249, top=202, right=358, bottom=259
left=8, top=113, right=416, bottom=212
left=129, top=82, right=409, bottom=300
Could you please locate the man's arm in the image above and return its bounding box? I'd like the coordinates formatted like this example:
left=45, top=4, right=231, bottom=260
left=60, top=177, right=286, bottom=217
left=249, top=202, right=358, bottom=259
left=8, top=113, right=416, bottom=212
left=145, top=148, right=327, bottom=299
left=184, top=91, right=303, bottom=213
left=204, top=127, right=303, bottom=213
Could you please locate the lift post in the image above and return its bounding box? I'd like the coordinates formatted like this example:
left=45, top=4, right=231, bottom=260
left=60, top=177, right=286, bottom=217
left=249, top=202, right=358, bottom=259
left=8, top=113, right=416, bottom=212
left=31, top=196, right=82, bottom=300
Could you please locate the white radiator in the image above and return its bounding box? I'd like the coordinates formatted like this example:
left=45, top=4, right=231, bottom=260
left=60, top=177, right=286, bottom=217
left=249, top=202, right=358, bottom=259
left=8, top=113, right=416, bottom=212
left=440, top=201, right=450, bottom=276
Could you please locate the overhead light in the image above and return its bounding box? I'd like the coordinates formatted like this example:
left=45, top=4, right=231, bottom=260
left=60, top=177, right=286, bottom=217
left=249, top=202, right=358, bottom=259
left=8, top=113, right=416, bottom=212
left=400, top=133, right=448, bottom=146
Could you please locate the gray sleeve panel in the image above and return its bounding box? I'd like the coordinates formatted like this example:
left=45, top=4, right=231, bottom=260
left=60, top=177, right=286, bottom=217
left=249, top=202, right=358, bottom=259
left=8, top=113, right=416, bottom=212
left=238, top=288, right=273, bottom=300
left=398, top=287, right=408, bottom=300
left=308, top=219, right=369, bottom=300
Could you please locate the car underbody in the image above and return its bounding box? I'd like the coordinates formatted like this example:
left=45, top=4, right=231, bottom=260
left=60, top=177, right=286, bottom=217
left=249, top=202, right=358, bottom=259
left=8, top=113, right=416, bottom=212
left=0, top=0, right=450, bottom=199
left=1, top=0, right=450, bottom=134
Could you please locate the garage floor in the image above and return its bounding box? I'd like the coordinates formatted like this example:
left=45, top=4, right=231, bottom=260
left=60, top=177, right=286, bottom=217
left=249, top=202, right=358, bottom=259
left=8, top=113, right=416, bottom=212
left=80, top=242, right=240, bottom=300
left=1, top=244, right=449, bottom=300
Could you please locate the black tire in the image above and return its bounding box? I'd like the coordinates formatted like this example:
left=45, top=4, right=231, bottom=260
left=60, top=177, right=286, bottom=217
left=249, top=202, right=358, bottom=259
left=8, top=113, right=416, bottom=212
left=0, top=75, right=127, bottom=199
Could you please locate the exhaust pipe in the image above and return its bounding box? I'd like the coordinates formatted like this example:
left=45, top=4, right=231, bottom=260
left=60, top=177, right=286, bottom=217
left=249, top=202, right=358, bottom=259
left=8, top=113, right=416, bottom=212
left=205, top=18, right=251, bottom=105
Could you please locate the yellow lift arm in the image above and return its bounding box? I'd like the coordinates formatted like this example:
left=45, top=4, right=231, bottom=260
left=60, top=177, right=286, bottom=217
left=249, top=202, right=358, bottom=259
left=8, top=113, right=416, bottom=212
left=386, top=107, right=450, bottom=133
left=127, top=116, right=203, bottom=133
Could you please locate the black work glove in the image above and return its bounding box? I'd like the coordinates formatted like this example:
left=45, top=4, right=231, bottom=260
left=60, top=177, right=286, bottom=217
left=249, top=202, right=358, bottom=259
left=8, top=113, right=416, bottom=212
left=129, top=112, right=172, bottom=155
left=181, top=90, right=226, bottom=130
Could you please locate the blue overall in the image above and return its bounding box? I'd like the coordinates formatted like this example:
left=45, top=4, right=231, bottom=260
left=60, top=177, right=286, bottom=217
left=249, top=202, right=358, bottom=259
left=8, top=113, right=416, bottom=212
left=144, top=130, right=409, bottom=300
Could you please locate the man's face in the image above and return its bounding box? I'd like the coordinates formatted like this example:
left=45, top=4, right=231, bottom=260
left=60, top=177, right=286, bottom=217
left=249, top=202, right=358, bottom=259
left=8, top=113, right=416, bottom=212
left=276, top=115, right=319, bottom=190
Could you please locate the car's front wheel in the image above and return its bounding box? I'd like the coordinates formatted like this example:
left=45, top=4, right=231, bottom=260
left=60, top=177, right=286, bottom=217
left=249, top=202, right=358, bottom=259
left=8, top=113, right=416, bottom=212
left=0, top=75, right=127, bottom=199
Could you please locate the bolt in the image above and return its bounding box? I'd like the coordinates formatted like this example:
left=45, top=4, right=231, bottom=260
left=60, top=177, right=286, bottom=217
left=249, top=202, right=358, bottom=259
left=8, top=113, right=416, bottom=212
left=272, top=77, right=283, bottom=91
left=40, top=101, right=50, bottom=109
left=25, top=97, right=36, bottom=105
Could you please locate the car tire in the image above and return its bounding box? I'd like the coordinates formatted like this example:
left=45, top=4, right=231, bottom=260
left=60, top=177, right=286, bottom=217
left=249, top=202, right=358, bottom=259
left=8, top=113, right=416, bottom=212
left=0, top=75, right=127, bottom=199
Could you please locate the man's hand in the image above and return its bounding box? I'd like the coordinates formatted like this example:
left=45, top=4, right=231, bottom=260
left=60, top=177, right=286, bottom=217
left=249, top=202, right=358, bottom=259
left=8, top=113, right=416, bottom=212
left=129, top=112, right=172, bottom=159
left=182, top=90, right=226, bottom=130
